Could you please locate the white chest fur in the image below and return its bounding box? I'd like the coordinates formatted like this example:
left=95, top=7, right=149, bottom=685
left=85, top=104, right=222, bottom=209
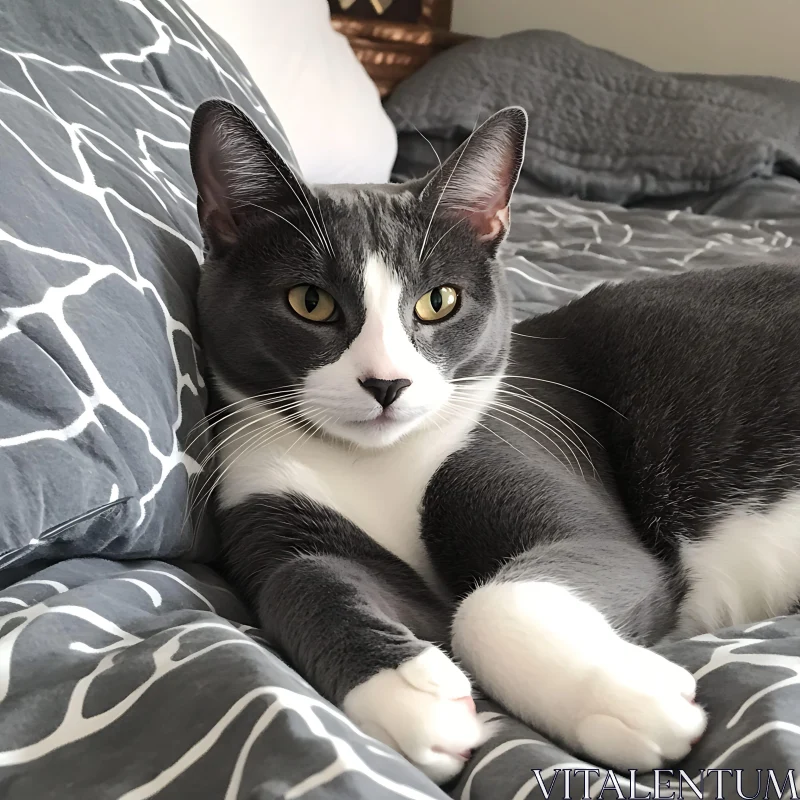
left=216, top=396, right=491, bottom=588
left=676, top=490, right=800, bottom=636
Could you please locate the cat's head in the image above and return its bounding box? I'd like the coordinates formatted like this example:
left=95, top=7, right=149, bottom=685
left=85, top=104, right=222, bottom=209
left=190, top=99, right=526, bottom=448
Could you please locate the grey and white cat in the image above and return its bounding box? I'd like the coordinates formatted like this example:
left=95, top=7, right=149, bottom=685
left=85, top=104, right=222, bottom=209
left=189, top=99, right=800, bottom=784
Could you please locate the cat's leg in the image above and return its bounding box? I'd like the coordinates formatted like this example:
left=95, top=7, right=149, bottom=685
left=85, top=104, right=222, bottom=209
left=219, top=495, right=490, bottom=784
left=263, top=554, right=492, bottom=782
left=451, top=538, right=707, bottom=771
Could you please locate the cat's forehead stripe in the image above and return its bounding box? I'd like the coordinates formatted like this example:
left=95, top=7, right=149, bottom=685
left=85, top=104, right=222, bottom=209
left=353, top=252, right=419, bottom=381
left=362, top=252, right=403, bottom=315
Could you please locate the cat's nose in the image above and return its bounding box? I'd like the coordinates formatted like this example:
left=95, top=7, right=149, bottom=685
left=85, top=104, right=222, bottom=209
left=359, top=377, right=412, bottom=408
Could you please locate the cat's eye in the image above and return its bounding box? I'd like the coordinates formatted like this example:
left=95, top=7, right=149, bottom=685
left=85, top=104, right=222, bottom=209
left=415, top=286, right=459, bottom=323
left=287, top=285, right=336, bottom=322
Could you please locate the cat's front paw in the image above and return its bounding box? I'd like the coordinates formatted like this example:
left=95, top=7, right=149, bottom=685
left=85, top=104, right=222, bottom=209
left=574, top=645, right=707, bottom=771
left=343, top=647, right=490, bottom=784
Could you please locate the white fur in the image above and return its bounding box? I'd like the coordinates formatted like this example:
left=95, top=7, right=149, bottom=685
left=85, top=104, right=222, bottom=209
left=215, top=382, right=494, bottom=587
left=216, top=252, right=498, bottom=587
left=676, top=491, right=800, bottom=636
left=451, top=581, right=707, bottom=771
left=304, top=252, right=453, bottom=448
left=342, top=647, right=490, bottom=784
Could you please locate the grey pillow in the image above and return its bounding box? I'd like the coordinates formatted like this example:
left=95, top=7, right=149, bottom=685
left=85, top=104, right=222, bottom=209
left=386, top=30, right=800, bottom=203
left=0, top=0, right=296, bottom=568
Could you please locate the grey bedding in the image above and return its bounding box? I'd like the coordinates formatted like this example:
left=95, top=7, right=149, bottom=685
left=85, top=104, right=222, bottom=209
left=3, top=3, right=800, bottom=798
left=387, top=30, right=800, bottom=204
left=503, top=176, right=800, bottom=320
left=3, top=182, right=800, bottom=799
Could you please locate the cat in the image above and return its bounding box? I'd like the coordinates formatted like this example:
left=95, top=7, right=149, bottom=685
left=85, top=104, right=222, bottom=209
left=189, top=98, right=800, bottom=784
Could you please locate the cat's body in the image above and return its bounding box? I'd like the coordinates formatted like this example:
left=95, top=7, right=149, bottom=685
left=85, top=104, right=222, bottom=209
left=189, top=100, right=800, bottom=783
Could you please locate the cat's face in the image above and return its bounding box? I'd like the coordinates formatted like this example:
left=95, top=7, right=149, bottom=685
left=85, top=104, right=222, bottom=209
left=190, top=101, right=526, bottom=448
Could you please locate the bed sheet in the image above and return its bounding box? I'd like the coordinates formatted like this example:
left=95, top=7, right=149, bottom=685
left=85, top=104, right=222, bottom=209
left=503, top=176, right=800, bottom=321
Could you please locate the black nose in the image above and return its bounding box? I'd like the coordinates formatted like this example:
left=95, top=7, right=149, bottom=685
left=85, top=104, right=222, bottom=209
left=359, top=378, right=412, bottom=408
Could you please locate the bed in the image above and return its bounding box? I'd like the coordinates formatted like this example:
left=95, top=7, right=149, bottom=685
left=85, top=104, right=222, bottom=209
left=1, top=3, right=800, bottom=798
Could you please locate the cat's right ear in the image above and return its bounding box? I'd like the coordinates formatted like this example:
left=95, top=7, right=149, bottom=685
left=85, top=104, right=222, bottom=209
left=189, top=99, right=305, bottom=254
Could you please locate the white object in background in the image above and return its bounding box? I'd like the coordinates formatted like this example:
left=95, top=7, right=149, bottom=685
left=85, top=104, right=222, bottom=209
left=184, top=0, right=398, bottom=185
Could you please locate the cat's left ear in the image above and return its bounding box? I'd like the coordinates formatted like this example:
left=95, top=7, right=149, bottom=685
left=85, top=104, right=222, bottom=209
left=420, top=106, right=527, bottom=248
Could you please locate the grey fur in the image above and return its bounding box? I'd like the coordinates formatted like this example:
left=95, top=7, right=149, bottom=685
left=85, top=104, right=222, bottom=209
left=218, top=493, right=449, bottom=704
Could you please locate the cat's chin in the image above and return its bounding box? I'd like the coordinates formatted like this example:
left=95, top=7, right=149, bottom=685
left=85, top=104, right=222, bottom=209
left=323, top=413, right=429, bottom=450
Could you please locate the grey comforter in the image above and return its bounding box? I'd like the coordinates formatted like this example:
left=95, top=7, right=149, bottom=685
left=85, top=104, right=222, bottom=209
left=387, top=29, right=800, bottom=205
left=3, top=180, right=800, bottom=798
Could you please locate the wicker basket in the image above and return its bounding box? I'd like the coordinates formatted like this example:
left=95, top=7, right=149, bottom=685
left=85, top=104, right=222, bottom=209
left=332, top=17, right=469, bottom=97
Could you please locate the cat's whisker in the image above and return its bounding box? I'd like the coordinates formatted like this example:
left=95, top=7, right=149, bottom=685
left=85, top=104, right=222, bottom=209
left=493, top=397, right=600, bottom=482
left=462, top=390, right=598, bottom=480
left=463, top=415, right=528, bottom=462
left=453, top=384, right=600, bottom=475
left=446, top=396, right=574, bottom=475
left=418, top=122, right=481, bottom=262
left=421, top=217, right=468, bottom=267
left=194, top=388, right=307, bottom=437
left=295, top=179, right=334, bottom=257
left=189, top=416, right=293, bottom=519
left=450, top=374, right=627, bottom=419
left=313, top=191, right=336, bottom=257
left=471, top=407, right=577, bottom=477
left=190, top=422, right=277, bottom=523
left=506, top=404, right=592, bottom=480
left=184, top=385, right=306, bottom=451
left=510, top=331, right=564, bottom=341
left=191, top=394, right=310, bottom=471
left=224, top=406, right=322, bottom=474
left=321, top=415, right=342, bottom=447
left=394, top=109, right=443, bottom=171
left=284, top=408, right=328, bottom=456
left=195, top=398, right=315, bottom=477
left=187, top=389, right=307, bottom=458
left=426, top=408, right=445, bottom=434
left=449, top=378, right=603, bottom=452
left=191, top=384, right=306, bottom=429
left=191, top=406, right=313, bottom=522
left=252, top=149, right=333, bottom=257
left=233, top=198, right=324, bottom=258
left=419, top=129, right=442, bottom=169
left=494, top=383, right=604, bottom=449
left=293, top=411, right=332, bottom=454
left=189, top=397, right=312, bottom=499
left=448, top=389, right=582, bottom=473
left=479, top=397, right=593, bottom=480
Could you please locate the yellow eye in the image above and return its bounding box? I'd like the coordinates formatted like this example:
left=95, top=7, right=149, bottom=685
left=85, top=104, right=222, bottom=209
left=415, top=286, right=459, bottom=322
left=288, top=285, right=336, bottom=322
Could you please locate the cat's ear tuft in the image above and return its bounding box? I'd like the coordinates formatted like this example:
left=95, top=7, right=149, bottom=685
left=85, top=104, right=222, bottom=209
left=189, top=99, right=306, bottom=253
left=421, top=106, right=527, bottom=247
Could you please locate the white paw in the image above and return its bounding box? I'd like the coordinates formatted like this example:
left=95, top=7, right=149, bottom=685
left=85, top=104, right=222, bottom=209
left=573, top=644, right=707, bottom=771
left=343, top=647, right=490, bottom=784
left=452, top=580, right=706, bottom=773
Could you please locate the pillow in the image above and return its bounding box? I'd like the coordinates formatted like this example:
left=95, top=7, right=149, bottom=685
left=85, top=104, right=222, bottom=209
left=386, top=30, right=800, bottom=203
left=183, top=0, right=398, bottom=185
left=0, top=0, right=295, bottom=568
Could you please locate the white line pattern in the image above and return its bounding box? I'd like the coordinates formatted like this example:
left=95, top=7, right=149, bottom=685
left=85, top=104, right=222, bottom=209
left=0, top=0, right=302, bottom=564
